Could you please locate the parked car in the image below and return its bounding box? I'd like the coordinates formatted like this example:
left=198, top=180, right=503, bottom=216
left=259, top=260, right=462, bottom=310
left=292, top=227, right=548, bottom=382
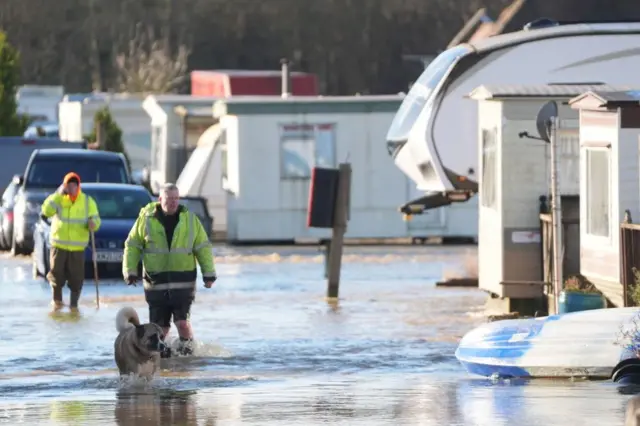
left=12, top=149, right=133, bottom=256
left=151, top=192, right=214, bottom=240
left=0, top=180, right=20, bottom=250
left=172, top=196, right=213, bottom=240
left=23, top=121, right=60, bottom=138
left=0, top=137, right=85, bottom=195
left=33, top=183, right=153, bottom=279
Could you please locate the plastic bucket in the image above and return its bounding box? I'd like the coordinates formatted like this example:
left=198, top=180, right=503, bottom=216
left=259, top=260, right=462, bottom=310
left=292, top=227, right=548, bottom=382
left=558, top=291, right=606, bottom=314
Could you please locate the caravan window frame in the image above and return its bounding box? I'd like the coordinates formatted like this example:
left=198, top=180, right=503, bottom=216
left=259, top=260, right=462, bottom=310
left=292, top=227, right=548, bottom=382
left=480, top=127, right=498, bottom=209
left=279, top=123, right=337, bottom=180
left=584, top=146, right=611, bottom=241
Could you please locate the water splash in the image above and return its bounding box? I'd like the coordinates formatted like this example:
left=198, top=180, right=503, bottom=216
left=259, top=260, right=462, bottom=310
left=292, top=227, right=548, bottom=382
left=164, top=337, right=234, bottom=358
left=117, top=373, right=165, bottom=392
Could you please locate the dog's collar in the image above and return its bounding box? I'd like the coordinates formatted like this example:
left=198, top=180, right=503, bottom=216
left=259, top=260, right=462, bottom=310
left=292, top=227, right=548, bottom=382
left=134, top=344, right=155, bottom=361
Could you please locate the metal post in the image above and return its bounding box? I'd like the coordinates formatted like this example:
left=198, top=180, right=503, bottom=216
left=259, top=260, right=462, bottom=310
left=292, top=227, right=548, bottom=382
left=280, top=58, right=291, bottom=98
left=323, top=240, right=331, bottom=279
left=549, top=117, right=563, bottom=314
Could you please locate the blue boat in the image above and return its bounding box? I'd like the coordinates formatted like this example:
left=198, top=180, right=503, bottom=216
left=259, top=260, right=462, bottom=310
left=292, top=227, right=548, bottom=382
left=455, top=307, right=640, bottom=379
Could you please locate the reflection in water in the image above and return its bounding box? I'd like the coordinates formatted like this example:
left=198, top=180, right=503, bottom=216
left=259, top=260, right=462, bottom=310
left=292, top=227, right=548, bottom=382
left=114, top=390, right=206, bottom=426
left=627, top=395, right=640, bottom=426
left=311, top=384, right=356, bottom=420
left=50, top=400, right=90, bottom=424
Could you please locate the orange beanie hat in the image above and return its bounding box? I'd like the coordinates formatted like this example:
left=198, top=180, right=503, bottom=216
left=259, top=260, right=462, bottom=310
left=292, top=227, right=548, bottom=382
left=63, top=172, right=81, bottom=185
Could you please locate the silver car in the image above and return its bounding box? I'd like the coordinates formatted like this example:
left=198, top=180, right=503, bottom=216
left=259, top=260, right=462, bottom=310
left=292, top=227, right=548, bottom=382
left=0, top=180, right=19, bottom=250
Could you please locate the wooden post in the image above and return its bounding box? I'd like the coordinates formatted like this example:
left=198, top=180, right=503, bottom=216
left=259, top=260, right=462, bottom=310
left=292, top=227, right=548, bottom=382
left=326, top=163, right=351, bottom=299
left=323, top=240, right=331, bottom=279
left=96, top=121, right=105, bottom=150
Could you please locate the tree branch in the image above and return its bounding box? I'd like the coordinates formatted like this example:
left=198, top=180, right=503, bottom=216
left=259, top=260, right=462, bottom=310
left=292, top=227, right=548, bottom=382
left=115, top=23, right=190, bottom=94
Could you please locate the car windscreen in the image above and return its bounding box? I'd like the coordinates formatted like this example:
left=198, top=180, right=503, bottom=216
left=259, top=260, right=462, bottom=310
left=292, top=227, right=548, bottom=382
left=25, top=158, right=129, bottom=188
left=83, top=189, right=152, bottom=220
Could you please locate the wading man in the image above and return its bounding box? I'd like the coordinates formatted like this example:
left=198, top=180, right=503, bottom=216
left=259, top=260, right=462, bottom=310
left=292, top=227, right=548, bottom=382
left=41, top=172, right=101, bottom=311
left=123, top=183, right=216, bottom=357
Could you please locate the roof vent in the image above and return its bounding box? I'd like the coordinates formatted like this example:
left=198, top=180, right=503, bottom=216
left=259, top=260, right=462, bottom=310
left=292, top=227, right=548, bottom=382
left=523, top=18, right=560, bottom=31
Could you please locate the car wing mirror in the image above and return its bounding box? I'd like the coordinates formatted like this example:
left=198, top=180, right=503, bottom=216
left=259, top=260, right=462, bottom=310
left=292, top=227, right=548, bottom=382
left=12, top=175, right=24, bottom=186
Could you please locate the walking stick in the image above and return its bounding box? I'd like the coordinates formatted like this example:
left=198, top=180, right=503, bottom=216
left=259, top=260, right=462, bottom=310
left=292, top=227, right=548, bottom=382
left=90, top=230, right=100, bottom=308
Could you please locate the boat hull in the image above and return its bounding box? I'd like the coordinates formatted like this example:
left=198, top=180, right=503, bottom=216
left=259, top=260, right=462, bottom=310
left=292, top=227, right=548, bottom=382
left=455, top=307, right=640, bottom=378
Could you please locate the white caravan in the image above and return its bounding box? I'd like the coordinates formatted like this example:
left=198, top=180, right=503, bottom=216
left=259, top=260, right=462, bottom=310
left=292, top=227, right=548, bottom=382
left=386, top=20, right=640, bottom=212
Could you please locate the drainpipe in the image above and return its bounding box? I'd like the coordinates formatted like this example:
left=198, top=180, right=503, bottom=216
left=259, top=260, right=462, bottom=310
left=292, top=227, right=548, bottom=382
left=280, top=58, right=291, bottom=98
left=180, top=113, right=189, bottom=181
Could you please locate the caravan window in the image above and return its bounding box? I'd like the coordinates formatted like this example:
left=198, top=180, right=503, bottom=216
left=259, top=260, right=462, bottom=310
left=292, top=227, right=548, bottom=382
left=585, top=148, right=610, bottom=238
left=481, top=128, right=498, bottom=209
left=279, top=123, right=336, bottom=179
left=386, top=45, right=471, bottom=143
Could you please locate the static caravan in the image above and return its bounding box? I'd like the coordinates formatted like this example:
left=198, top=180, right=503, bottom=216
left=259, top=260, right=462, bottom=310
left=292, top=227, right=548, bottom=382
left=58, top=93, right=149, bottom=170
left=569, top=90, right=640, bottom=307
left=16, top=85, right=64, bottom=122
left=142, top=95, right=221, bottom=193
left=468, top=84, right=624, bottom=314
left=387, top=20, right=640, bottom=212
left=177, top=95, right=480, bottom=243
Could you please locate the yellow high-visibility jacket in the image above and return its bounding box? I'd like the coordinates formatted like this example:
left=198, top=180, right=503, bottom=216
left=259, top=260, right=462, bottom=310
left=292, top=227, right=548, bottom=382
left=41, top=191, right=101, bottom=252
left=123, top=202, right=216, bottom=291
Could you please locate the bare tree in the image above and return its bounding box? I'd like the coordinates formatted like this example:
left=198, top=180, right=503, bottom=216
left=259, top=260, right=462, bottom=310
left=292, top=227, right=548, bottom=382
left=115, top=23, right=190, bottom=94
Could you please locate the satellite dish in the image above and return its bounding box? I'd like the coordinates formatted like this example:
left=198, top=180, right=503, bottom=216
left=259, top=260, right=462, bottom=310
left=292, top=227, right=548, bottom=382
left=536, top=100, right=558, bottom=143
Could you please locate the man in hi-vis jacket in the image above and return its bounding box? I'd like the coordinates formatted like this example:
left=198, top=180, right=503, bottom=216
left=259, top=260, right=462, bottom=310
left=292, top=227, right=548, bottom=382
left=41, top=172, right=101, bottom=311
left=123, top=183, right=216, bottom=357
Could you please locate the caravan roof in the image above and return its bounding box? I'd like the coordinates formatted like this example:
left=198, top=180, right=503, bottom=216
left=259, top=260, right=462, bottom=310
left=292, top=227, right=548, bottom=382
left=387, top=20, right=640, bottom=209
left=469, top=22, right=640, bottom=52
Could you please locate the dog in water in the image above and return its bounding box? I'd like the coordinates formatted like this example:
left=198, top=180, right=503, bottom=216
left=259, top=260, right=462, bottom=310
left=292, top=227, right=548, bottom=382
left=114, top=306, right=167, bottom=380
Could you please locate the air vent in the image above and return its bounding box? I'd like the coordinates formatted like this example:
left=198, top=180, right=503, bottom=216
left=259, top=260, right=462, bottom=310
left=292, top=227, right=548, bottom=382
left=523, top=18, right=560, bottom=31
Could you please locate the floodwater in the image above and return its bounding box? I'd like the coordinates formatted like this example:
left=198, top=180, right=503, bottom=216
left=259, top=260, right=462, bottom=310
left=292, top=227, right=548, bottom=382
left=0, top=245, right=635, bottom=425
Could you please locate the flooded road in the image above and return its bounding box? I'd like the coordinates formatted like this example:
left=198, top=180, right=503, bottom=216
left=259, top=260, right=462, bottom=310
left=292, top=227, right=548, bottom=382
left=0, top=245, right=634, bottom=425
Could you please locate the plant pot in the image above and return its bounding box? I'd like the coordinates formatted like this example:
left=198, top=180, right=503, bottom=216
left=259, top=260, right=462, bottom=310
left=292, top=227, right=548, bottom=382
left=558, top=291, right=606, bottom=314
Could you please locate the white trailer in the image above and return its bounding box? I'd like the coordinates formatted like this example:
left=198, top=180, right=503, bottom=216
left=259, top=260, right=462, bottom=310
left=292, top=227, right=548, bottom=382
left=386, top=20, right=640, bottom=213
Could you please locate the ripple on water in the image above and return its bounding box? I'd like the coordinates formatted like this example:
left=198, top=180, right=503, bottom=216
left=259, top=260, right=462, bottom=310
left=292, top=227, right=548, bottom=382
left=16, top=247, right=616, bottom=425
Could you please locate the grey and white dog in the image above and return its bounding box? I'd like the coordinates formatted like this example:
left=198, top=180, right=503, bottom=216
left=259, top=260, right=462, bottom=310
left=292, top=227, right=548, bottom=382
left=114, top=306, right=167, bottom=380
